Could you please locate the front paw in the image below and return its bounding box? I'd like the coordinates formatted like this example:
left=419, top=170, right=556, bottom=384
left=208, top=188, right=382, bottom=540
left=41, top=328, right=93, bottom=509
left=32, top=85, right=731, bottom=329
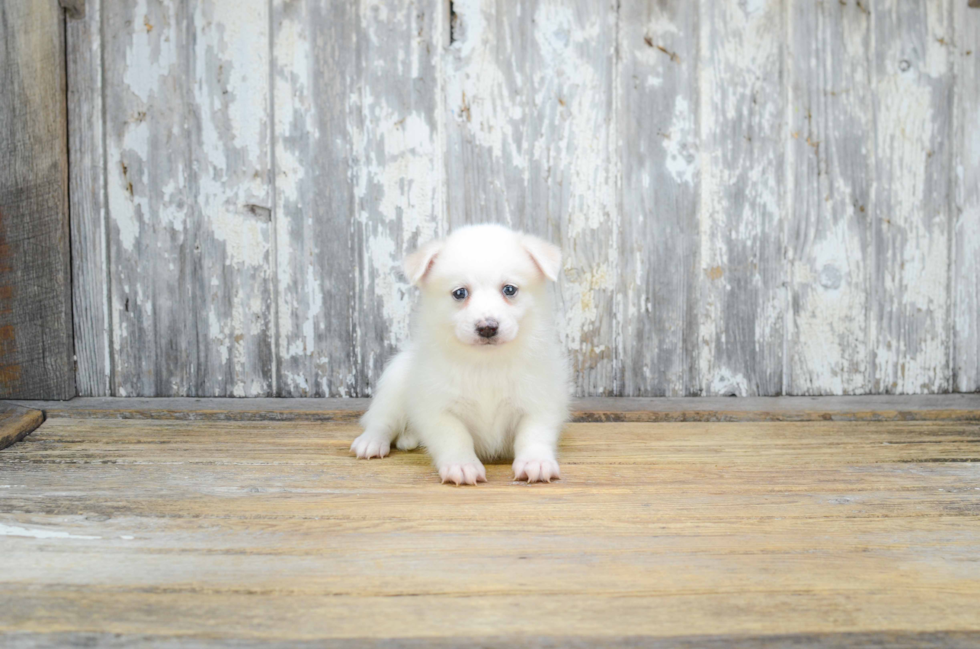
left=438, top=461, right=486, bottom=486
left=350, top=431, right=391, bottom=459
left=513, top=455, right=560, bottom=483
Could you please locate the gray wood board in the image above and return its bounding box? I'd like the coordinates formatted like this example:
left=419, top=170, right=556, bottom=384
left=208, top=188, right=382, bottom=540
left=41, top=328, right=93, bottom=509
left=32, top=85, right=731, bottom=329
left=0, top=402, right=44, bottom=450
left=272, top=0, right=358, bottom=398
left=870, top=0, right=953, bottom=394
left=4, top=632, right=980, bottom=649
left=953, top=3, right=980, bottom=391
left=67, top=0, right=111, bottom=396
left=697, top=0, right=786, bottom=397
left=786, top=0, right=873, bottom=395
left=66, top=0, right=978, bottom=398
left=102, top=0, right=275, bottom=397
left=618, top=1, right=700, bottom=396
left=0, top=0, right=75, bottom=399
left=7, top=394, right=979, bottom=422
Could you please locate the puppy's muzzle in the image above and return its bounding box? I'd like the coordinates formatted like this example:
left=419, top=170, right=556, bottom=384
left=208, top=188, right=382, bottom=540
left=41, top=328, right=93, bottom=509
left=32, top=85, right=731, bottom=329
left=476, top=319, right=499, bottom=339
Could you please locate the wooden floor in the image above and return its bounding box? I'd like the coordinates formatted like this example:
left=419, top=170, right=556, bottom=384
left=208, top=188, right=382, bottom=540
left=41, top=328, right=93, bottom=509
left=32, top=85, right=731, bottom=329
left=1, top=398, right=979, bottom=647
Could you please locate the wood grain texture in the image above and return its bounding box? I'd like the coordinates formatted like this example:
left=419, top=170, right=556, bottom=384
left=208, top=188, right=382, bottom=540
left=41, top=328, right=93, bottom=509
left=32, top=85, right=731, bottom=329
left=618, top=0, right=699, bottom=396
left=528, top=0, right=619, bottom=397
left=786, top=0, right=874, bottom=395
left=5, top=633, right=980, bottom=649
left=67, top=0, right=111, bottom=396
left=66, top=0, right=978, bottom=398
left=697, top=0, right=786, bottom=396
left=103, top=0, right=274, bottom=397
left=445, top=0, right=619, bottom=396
left=0, top=0, right=75, bottom=400
left=0, top=403, right=43, bottom=450
left=870, top=0, right=954, bottom=394
left=1, top=415, right=979, bottom=643
left=443, top=0, right=527, bottom=229
left=7, top=394, right=980, bottom=422
left=272, top=0, right=357, bottom=397
left=351, top=0, right=445, bottom=395
left=952, top=4, right=980, bottom=391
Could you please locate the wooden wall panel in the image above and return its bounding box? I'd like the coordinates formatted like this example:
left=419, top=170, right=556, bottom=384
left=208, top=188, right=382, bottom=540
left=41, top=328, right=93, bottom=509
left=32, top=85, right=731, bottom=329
left=272, top=0, right=358, bottom=397
left=526, top=0, right=619, bottom=397
left=953, top=2, right=980, bottom=391
left=870, top=0, right=953, bottom=393
left=67, top=0, right=111, bottom=396
left=698, top=0, right=787, bottom=396
left=63, top=0, right=976, bottom=398
left=443, top=0, right=528, bottom=230
left=0, top=0, right=75, bottom=399
left=786, top=0, right=874, bottom=394
left=618, top=0, right=700, bottom=396
left=351, top=0, right=445, bottom=395
left=445, top=0, right=619, bottom=396
left=103, top=0, right=274, bottom=396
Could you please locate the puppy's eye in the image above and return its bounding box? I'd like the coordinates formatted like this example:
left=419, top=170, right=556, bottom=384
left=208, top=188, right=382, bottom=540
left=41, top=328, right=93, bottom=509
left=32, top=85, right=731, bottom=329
left=502, top=284, right=518, bottom=297
left=452, top=287, right=468, bottom=301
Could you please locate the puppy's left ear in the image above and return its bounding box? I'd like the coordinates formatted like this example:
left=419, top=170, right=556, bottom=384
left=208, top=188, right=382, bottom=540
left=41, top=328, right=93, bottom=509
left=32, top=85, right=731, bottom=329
left=403, top=239, right=444, bottom=285
left=522, top=235, right=562, bottom=282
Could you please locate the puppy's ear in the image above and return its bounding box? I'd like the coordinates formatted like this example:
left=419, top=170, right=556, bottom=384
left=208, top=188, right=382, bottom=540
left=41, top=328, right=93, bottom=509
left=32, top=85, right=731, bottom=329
left=403, top=239, right=444, bottom=285
left=522, top=235, right=562, bottom=282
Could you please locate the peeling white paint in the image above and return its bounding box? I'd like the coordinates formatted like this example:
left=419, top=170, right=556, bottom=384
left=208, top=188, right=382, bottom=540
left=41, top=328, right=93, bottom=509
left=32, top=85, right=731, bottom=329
left=78, top=0, right=971, bottom=399
left=0, top=523, right=100, bottom=540
left=663, top=95, right=697, bottom=185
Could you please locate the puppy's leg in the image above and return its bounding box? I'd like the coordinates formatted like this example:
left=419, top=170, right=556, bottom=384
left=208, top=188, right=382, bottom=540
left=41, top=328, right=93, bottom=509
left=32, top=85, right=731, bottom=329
left=416, top=412, right=486, bottom=486
left=351, top=352, right=411, bottom=459
left=512, top=416, right=562, bottom=483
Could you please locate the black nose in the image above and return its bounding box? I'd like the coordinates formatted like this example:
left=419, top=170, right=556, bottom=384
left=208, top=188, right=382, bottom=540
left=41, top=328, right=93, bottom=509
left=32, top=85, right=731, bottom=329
left=476, top=320, right=499, bottom=339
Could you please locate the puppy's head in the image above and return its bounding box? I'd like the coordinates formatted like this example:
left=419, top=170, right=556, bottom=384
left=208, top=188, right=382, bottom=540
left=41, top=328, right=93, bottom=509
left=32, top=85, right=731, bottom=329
left=404, top=224, right=561, bottom=348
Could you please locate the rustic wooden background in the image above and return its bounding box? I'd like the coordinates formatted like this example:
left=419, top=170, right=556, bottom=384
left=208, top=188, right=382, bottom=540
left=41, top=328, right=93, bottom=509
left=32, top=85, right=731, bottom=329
left=62, top=0, right=980, bottom=398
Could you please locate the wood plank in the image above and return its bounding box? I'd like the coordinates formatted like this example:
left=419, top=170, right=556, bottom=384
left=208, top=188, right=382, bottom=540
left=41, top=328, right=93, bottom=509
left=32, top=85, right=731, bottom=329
left=190, top=0, right=275, bottom=396
left=351, top=0, right=445, bottom=395
left=952, top=3, right=980, bottom=391
left=104, top=0, right=274, bottom=397
left=443, top=0, right=528, bottom=229
left=526, top=0, right=619, bottom=397
left=3, top=632, right=980, bottom=649
left=1, top=417, right=978, bottom=643
left=272, top=0, right=357, bottom=397
left=618, top=0, right=699, bottom=396
left=786, top=0, right=873, bottom=395
left=870, top=0, right=954, bottom=393
left=0, top=0, right=75, bottom=399
left=6, top=394, right=979, bottom=422
left=697, top=0, right=786, bottom=396
left=67, top=0, right=111, bottom=396
left=0, top=403, right=43, bottom=450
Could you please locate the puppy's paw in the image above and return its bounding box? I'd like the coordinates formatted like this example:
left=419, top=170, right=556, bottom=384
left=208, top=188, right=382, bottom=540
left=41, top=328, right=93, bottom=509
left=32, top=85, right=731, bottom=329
left=350, top=431, right=391, bottom=459
left=438, top=461, right=487, bottom=486
left=513, top=456, right=561, bottom=483
left=394, top=430, right=420, bottom=451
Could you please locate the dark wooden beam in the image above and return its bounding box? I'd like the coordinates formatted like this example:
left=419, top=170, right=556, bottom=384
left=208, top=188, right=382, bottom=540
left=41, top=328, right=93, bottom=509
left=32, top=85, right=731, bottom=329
left=0, top=402, right=44, bottom=450
left=0, top=0, right=76, bottom=399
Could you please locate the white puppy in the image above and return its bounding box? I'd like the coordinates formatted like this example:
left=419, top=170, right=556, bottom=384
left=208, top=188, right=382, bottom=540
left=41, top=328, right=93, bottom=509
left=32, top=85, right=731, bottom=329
left=350, top=224, right=569, bottom=485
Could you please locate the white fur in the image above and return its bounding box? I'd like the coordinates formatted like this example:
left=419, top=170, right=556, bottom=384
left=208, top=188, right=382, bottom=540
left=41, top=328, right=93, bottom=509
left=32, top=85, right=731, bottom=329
left=350, top=224, right=570, bottom=485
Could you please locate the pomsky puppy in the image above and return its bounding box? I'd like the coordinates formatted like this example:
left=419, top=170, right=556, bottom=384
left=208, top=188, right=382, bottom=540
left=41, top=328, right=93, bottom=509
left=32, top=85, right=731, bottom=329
left=350, top=224, right=569, bottom=485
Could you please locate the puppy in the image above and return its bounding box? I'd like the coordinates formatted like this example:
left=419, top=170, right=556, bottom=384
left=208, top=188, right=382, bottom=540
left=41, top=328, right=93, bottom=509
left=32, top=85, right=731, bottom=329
left=350, top=224, right=569, bottom=485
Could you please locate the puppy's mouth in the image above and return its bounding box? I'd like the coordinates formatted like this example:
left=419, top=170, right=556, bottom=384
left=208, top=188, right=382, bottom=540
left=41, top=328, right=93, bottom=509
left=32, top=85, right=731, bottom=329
left=475, top=338, right=503, bottom=346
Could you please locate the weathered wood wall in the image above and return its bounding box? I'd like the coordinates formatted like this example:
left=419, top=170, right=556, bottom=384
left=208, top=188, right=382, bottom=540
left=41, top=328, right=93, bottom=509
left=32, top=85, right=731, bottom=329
left=0, top=0, right=75, bottom=399
left=66, top=0, right=980, bottom=398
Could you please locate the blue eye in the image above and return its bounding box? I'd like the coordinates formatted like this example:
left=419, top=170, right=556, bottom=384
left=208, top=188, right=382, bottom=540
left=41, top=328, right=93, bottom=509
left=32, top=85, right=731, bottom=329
left=502, top=284, right=518, bottom=297
left=452, top=287, right=468, bottom=301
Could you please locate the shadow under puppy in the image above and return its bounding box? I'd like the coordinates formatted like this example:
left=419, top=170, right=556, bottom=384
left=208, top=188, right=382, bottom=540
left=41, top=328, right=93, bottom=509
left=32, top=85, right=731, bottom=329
left=351, top=224, right=570, bottom=485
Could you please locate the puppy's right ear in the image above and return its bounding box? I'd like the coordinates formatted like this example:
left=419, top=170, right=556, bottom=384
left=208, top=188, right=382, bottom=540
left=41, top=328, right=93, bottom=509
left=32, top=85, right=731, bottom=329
left=403, top=239, right=444, bottom=285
